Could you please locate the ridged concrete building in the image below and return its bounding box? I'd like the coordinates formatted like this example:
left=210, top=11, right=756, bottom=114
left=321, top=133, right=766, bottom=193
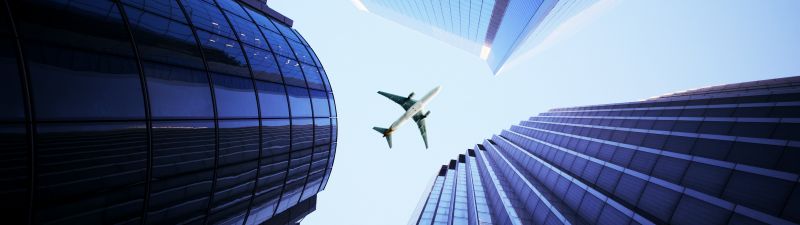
left=0, top=0, right=336, bottom=224
left=411, top=76, right=800, bottom=225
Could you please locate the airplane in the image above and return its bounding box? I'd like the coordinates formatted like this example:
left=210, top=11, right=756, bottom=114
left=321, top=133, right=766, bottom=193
left=373, top=86, right=442, bottom=149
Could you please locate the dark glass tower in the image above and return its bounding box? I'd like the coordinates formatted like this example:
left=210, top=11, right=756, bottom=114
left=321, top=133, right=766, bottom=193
left=0, top=0, right=337, bottom=224
left=355, top=0, right=599, bottom=74
left=411, top=76, right=800, bottom=225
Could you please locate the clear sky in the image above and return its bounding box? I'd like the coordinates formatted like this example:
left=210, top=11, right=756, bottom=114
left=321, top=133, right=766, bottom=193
left=269, top=0, right=800, bottom=224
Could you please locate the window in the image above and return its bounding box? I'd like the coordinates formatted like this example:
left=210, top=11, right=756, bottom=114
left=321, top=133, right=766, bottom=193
left=123, top=6, right=205, bottom=69
left=314, top=118, right=332, bottom=144
left=27, top=44, right=145, bottom=121
left=310, top=90, right=330, bottom=118
left=292, top=118, right=314, bottom=150
left=215, top=0, right=248, bottom=19
left=596, top=205, right=630, bottom=225
left=596, top=166, right=622, bottom=193
left=638, top=182, right=681, bottom=223
left=302, top=63, right=324, bottom=90
left=577, top=194, right=603, bottom=223
left=263, top=30, right=293, bottom=57
left=144, top=62, right=214, bottom=119
left=213, top=74, right=258, bottom=118
left=680, top=162, right=731, bottom=197
left=723, top=171, right=793, bottom=215
left=0, top=124, right=28, bottom=223
left=261, top=119, right=291, bottom=156
left=328, top=94, right=337, bottom=117
left=14, top=0, right=135, bottom=57
left=0, top=40, right=24, bottom=121
left=727, top=141, right=783, bottom=169
left=242, top=5, right=277, bottom=32
left=277, top=56, right=306, bottom=87
left=286, top=86, right=312, bottom=117
left=257, top=81, right=290, bottom=118
left=273, top=20, right=299, bottom=42
left=226, top=13, right=266, bottom=48
left=691, top=139, right=732, bottom=160
left=614, top=174, right=645, bottom=206
left=246, top=152, right=288, bottom=224
left=197, top=30, right=250, bottom=77
left=122, top=0, right=187, bottom=22
left=149, top=120, right=215, bottom=224
left=670, top=196, right=731, bottom=225
left=651, top=156, right=689, bottom=183
left=289, top=40, right=313, bottom=64
left=35, top=122, right=147, bottom=224
left=210, top=120, right=259, bottom=224
left=244, top=45, right=282, bottom=83
left=180, top=0, right=234, bottom=38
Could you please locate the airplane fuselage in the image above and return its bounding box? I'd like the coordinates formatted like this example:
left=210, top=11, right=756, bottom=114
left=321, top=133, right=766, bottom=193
left=387, top=86, right=441, bottom=134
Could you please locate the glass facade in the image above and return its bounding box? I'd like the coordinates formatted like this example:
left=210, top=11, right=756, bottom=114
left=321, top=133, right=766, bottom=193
left=357, top=0, right=597, bottom=74
left=0, top=0, right=336, bottom=224
left=411, top=76, right=800, bottom=225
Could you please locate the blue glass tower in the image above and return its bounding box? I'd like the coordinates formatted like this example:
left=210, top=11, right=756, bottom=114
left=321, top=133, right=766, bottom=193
left=354, top=0, right=599, bottom=74
left=0, top=0, right=337, bottom=224
left=411, top=76, right=800, bottom=225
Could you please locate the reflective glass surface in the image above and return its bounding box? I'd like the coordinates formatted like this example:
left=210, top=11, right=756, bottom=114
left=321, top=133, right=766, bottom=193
left=257, top=81, right=290, bottom=118
left=213, top=74, right=259, bottom=118
left=0, top=39, right=24, bottom=121
left=287, top=86, right=313, bottom=117
left=144, top=62, right=214, bottom=119
left=2, top=0, right=335, bottom=224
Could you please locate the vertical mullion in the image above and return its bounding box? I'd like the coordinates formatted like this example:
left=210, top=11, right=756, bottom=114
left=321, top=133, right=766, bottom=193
left=113, top=2, right=154, bottom=224
left=4, top=0, right=35, bottom=224
left=173, top=0, right=222, bottom=223
left=205, top=1, right=262, bottom=224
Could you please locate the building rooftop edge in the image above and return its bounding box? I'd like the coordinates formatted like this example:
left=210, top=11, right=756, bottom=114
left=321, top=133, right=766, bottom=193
left=239, top=0, right=294, bottom=27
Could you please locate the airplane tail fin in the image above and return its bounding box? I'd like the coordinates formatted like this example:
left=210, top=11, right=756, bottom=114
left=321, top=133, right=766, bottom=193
left=372, top=127, right=392, bottom=148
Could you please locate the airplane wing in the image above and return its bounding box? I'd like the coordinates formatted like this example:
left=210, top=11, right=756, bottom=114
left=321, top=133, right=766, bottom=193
left=413, top=112, right=429, bottom=149
left=378, top=91, right=416, bottom=110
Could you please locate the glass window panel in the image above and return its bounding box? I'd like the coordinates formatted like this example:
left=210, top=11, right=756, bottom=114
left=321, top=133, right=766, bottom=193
left=124, top=6, right=205, bottom=69
left=723, top=171, right=793, bottom=215
left=286, top=86, right=312, bottom=117
left=0, top=125, right=29, bottom=224
left=262, top=119, right=291, bottom=156
left=226, top=12, right=267, bottom=48
left=210, top=121, right=259, bottom=224
left=13, top=0, right=135, bottom=57
left=331, top=118, right=337, bottom=142
left=256, top=81, right=290, bottom=118
left=197, top=30, right=250, bottom=77
left=242, top=5, right=278, bottom=32
left=272, top=20, right=299, bottom=42
left=638, top=182, right=680, bottom=223
left=27, top=44, right=145, bottom=121
left=215, top=0, right=248, bottom=19
left=263, top=30, right=293, bottom=57
left=301, top=63, right=324, bottom=90
left=144, top=62, right=213, bottom=119
left=314, top=118, right=331, bottom=145
left=289, top=40, right=312, bottom=64
left=35, top=122, right=147, bottom=224
left=244, top=45, right=281, bottom=83
left=213, top=74, right=258, bottom=118
left=310, top=90, right=330, bottom=118
left=148, top=120, right=215, bottom=224
left=246, top=152, right=288, bottom=224
left=784, top=187, right=800, bottom=223
left=680, top=162, right=731, bottom=197
left=180, top=0, right=234, bottom=38
left=122, top=0, right=186, bottom=22
left=328, top=94, right=337, bottom=117
left=671, top=196, right=731, bottom=225
left=596, top=205, right=630, bottom=225
left=278, top=56, right=305, bottom=87
left=292, top=118, right=314, bottom=150
left=218, top=119, right=260, bottom=166
left=651, top=156, right=689, bottom=183
left=0, top=39, right=24, bottom=121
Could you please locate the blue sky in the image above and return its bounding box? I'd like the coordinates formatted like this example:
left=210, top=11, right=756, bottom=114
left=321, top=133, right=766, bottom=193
left=269, top=0, right=800, bottom=224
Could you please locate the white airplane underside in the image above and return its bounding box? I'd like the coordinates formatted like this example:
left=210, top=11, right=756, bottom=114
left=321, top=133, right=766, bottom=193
left=373, top=86, right=441, bottom=149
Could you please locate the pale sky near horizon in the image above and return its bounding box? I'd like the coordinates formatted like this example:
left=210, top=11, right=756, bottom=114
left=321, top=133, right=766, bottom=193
left=269, top=0, right=800, bottom=224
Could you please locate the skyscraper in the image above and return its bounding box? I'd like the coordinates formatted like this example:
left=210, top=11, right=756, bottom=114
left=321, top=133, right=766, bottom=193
left=411, top=76, right=800, bottom=225
left=0, top=0, right=336, bottom=224
left=353, top=0, right=599, bottom=74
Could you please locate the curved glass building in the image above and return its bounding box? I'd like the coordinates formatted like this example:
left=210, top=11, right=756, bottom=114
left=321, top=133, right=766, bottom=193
left=0, top=0, right=337, bottom=224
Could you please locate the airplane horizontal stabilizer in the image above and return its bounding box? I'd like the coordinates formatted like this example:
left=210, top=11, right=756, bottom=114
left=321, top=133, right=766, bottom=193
left=372, top=127, right=392, bottom=148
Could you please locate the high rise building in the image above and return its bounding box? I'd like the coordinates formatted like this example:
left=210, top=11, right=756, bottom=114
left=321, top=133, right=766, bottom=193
left=0, top=0, right=337, bottom=224
left=411, top=76, right=800, bottom=225
left=353, top=0, right=599, bottom=74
